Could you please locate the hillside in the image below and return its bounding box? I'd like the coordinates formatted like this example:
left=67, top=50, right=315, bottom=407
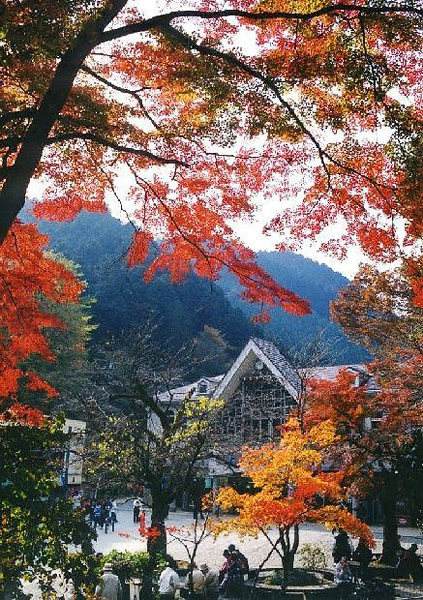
left=33, top=210, right=369, bottom=369
left=34, top=211, right=259, bottom=376
left=219, top=252, right=370, bottom=364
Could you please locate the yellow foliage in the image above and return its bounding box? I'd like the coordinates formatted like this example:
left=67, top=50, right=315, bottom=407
left=214, top=418, right=373, bottom=546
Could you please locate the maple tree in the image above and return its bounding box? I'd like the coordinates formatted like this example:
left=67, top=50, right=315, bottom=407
left=213, top=417, right=373, bottom=591
left=0, top=221, right=84, bottom=418
left=0, top=0, right=422, bottom=410
left=123, top=503, right=214, bottom=597
left=306, top=367, right=422, bottom=565
left=330, top=264, right=422, bottom=358
left=17, top=255, right=96, bottom=413
left=305, top=264, right=423, bottom=564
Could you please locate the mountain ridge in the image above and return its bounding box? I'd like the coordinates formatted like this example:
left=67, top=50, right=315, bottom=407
left=31, top=210, right=370, bottom=368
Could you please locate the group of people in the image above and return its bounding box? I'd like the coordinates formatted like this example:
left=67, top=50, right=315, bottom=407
left=156, top=544, right=249, bottom=600
left=396, top=542, right=423, bottom=583
left=332, top=529, right=423, bottom=598
left=90, top=534, right=423, bottom=600
left=332, top=530, right=376, bottom=598
left=218, top=544, right=249, bottom=597
left=88, top=499, right=118, bottom=533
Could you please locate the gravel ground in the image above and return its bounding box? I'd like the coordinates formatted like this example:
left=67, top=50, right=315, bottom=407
left=92, top=499, right=421, bottom=570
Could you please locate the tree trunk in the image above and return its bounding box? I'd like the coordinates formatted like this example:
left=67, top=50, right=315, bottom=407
left=381, top=494, right=400, bottom=565
left=281, top=525, right=299, bottom=594
left=147, top=494, right=169, bottom=555
left=1, top=573, right=19, bottom=600
left=378, top=472, right=400, bottom=565
left=0, top=1, right=129, bottom=244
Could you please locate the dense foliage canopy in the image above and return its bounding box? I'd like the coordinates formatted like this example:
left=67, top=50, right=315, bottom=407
left=1, top=0, right=421, bottom=405
left=0, top=418, right=95, bottom=596
left=306, top=266, right=423, bottom=562
left=214, top=417, right=373, bottom=588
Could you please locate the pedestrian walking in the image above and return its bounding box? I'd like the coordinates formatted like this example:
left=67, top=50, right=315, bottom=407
left=110, top=501, right=118, bottom=532
left=93, top=503, right=102, bottom=530
left=95, top=563, right=123, bottom=600
left=200, top=564, right=219, bottom=600
left=158, top=562, right=181, bottom=599
left=139, top=509, right=146, bottom=533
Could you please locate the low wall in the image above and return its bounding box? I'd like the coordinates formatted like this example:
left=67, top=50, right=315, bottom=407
left=244, top=580, right=338, bottom=599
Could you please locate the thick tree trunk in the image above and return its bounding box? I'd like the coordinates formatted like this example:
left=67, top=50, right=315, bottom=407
left=381, top=494, right=400, bottom=565
left=379, top=472, right=400, bottom=565
left=147, top=494, right=169, bottom=555
left=0, top=0, right=129, bottom=244
left=1, top=572, right=19, bottom=600
left=281, top=525, right=299, bottom=593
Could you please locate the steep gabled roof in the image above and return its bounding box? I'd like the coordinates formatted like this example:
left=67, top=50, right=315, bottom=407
left=157, top=339, right=376, bottom=408
left=212, top=337, right=301, bottom=400
left=251, top=337, right=301, bottom=393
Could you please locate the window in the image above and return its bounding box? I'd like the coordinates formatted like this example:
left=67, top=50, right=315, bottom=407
left=197, top=381, right=208, bottom=394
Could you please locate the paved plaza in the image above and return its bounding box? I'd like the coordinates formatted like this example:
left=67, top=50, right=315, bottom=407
left=93, top=499, right=422, bottom=570
left=22, top=499, right=423, bottom=599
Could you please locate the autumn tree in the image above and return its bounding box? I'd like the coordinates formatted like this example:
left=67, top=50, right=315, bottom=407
left=214, top=417, right=373, bottom=592
left=0, top=223, right=85, bottom=420
left=17, top=254, right=96, bottom=416
left=306, top=265, right=423, bottom=564
left=307, top=369, right=422, bottom=564
left=1, top=0, right=422, bottom=411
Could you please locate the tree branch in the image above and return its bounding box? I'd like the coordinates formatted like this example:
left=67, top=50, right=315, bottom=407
left=160, top=23, right=398, bottom=203
left=80, top=65, right=162, bottom=131
left=0, top=109, right=34, bottom=128
left=101, top=4, right=423, bottom=43
left=46, top=132, right=189, bottom=167
left=0, top=0, right=130, bottom=244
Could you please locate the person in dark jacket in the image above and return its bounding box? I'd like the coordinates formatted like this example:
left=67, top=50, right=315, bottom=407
left=397, top=544, right=423, bottom=582
left=332, top=529, right=352, bottom=563
left=353, top=538, right=373, bottom=581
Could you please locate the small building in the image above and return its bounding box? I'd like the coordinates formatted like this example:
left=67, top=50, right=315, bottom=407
left=61, top=419, right=86, bottom=492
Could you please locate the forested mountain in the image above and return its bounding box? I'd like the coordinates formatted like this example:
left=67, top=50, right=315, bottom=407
left=33, top=211, right=259, bottom=376
left=33, top=210, right=369, bottom=371
left=219, top=253, right=370, bottom=364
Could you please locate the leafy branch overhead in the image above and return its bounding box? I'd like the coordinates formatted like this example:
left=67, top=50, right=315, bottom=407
left=1, top=1, right=421, bottom=400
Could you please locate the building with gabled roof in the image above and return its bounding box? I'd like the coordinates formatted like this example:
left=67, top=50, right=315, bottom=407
left=213, top=337, right=301, bottom=401
left=156, top=337, right=376, bottom=507
left=159, top=337, right=373, bottom=440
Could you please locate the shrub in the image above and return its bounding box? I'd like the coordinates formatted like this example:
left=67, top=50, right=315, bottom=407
left=264, top=569, right=323, bottom=586
left=101, top=550, right=167, bottom=583
left=298, top=543, right=327, bottom=570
